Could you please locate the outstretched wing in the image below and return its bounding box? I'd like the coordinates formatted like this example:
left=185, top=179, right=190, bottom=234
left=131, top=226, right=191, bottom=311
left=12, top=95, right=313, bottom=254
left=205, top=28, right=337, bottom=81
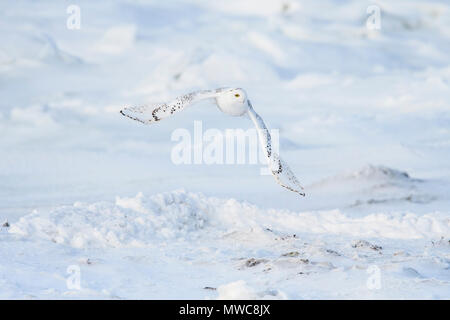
left=247, top=100, right=305, bottom=196
left=120, top=89, right=220, bottom=124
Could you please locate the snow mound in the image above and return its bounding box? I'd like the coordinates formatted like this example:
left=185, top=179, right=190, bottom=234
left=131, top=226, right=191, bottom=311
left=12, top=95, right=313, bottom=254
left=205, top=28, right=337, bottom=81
left=216, top=280, right=287, bottom=300
left=8, top=190, right=450, bottom=248
left=308, top=165, right=433, bottom=207
left=9, top=191, right=215, bottom=248
left=94, top=25, right=136, bottom=55
left=39, top=35, right=83, bottom=65
left=319, top=165, right=417, bottom=185
left=216, top=281, right=259, bottom=300
left=350, top=165, right=411, bottom=181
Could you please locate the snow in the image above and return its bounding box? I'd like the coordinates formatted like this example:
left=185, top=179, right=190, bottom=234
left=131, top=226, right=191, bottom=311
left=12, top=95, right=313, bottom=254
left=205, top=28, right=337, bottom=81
left=8, top=190, right=450, bottom=248
left=1, top=0, right=449, bottom=299
left=216, top=280, right=288, bottom=300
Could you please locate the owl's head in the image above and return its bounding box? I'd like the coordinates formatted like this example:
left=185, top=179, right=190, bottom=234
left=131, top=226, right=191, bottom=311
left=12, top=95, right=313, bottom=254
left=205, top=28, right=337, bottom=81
left=215, top=88, right=249, bottom=116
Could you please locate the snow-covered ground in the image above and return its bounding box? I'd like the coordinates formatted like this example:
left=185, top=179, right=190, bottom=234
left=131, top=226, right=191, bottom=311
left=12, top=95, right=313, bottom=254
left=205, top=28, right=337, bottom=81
left=1, top=0, right=449, bottom=299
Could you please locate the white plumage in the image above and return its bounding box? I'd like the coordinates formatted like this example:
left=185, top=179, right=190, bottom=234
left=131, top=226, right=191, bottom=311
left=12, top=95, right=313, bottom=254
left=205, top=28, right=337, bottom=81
left=120, top=88, right=305, bottom=196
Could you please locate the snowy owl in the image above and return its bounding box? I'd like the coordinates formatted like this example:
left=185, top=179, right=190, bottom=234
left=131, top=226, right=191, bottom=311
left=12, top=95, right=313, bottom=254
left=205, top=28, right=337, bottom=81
left=120, top=88, right=305, bottom=196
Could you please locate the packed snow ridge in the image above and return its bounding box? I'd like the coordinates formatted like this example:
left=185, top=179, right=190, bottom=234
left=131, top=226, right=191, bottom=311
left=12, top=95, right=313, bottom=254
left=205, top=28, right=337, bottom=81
left=313, top=165, right=418, bottom=186
left=9, top=189, right=449, bottom=249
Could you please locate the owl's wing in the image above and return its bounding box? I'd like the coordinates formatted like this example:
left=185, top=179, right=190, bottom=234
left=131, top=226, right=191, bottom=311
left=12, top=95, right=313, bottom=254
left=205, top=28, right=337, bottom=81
left=120, top=89, right=221, bottom=124
left=247, top=100, right=305, bottom=196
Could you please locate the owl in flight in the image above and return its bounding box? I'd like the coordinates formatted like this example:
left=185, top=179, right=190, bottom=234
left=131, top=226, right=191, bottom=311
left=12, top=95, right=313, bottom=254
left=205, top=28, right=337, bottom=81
left=120, top=88, right=305, bottom=196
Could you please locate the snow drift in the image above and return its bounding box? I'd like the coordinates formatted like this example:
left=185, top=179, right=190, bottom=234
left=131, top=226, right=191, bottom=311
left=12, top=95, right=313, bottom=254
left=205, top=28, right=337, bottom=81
left=9, top=189, right=450, bottom=248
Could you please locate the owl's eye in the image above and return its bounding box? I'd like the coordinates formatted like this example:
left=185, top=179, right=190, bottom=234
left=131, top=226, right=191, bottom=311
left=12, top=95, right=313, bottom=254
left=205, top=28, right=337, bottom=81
left=234, top=94, right=240, bottom=97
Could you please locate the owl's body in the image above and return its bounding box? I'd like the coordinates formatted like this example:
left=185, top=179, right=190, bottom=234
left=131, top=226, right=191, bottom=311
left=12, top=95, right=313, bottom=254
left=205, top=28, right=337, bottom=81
left=120, top=88, right=305, bottom=196
left=215, top=88, right=249, bottom=116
